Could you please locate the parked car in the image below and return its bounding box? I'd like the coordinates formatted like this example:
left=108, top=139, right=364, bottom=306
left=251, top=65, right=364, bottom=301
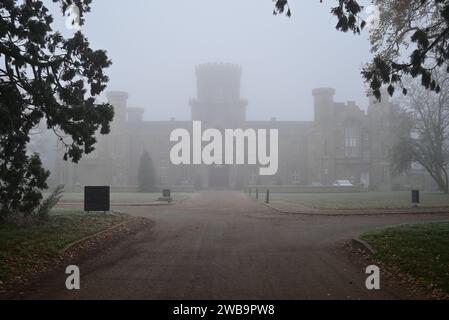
left=333, top=180, right=354, bottom=187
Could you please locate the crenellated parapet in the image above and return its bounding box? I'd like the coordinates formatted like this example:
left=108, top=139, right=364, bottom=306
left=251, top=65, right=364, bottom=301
left=195, top=63, right=242, bottom=78
left=194, top=63, right=243, bottom=103
left=190, top=62, right=247, bottom=126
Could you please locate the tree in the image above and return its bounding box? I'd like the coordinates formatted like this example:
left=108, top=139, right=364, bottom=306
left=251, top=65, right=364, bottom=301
left=138, top=151, right=157, bottom=193
left=0, top=0, right=114, bottom=221
left=274, top=0, right=449, bottom=100
left=390, top=71, right=449, bottom=193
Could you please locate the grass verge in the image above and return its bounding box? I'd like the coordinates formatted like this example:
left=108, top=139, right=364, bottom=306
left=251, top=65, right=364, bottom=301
left=269, top=192, right=449, bottom=209
left=361, top=222, right=449, bottom=296
left=0, top=210, right=130, bottom=285
left=50, top=192, right=194, bottom=204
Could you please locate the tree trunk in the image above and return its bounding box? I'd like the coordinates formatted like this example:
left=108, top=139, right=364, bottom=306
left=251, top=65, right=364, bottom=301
left=442, top=167, right=449, bottom=194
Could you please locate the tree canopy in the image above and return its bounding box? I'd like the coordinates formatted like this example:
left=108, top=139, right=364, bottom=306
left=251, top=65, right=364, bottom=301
left=0, top=0, right=113, bottom=220
left=391, top=71, right=449, bottom=193
left=274, top=0, right=449, bottom=100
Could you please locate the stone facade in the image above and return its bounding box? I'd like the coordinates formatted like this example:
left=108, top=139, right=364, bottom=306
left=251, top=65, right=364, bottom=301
left=55, top=63, right=403, bottom=191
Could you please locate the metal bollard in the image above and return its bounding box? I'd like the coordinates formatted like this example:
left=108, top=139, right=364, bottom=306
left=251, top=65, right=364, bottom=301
left=256, top=188, right=259, bottom=200
left=266, top=189, right=270, bottom=204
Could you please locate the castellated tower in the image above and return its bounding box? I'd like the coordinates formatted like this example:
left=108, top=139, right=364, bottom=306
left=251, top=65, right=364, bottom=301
left=313, top=88, right=335, bottom=127
left=106, top=91, right=129, bottom=132
left=190, top=63, right=248, bottom=128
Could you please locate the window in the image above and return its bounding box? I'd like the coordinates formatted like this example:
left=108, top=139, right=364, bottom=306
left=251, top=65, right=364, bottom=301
left=160, top=175, right=168, bottom=185
left=159, top=159, right=167, bottom=170
left=292, top=170, right=300, bottom=184
left=344, top=127, right=361, bottom=158
left=249, top=170, right=258, bottom=185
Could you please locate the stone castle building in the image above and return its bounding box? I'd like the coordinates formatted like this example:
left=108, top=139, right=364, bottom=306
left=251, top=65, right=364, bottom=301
left=55, top=63, right=398, bottom=191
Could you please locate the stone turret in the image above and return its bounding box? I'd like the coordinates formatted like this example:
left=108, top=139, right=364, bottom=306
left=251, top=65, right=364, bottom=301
left=312, top=88, right=335, bottom=126
left=190, top=63, right=248, bottom=127
left=195, top=63, right=242, bottom=102
left=107, top=91, right=129, bottom=131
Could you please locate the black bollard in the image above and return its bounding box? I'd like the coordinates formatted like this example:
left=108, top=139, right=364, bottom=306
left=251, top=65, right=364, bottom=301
left=266, top=189, right=270, bottom=204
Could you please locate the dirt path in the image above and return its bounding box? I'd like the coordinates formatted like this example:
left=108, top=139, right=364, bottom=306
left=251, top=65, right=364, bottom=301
left=25, top=191, right=449, bottom=300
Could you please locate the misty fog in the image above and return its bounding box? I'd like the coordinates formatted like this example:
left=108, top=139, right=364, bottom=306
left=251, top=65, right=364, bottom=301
left=47, top=0, right=373, bottom=121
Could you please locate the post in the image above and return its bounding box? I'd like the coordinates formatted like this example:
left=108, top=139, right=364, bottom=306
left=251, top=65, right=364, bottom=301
left=159, top=189, right=172, bottom=203
left=266, top=189, right=270, bottom=204
left=256, top=188, right=259, bottom=200
left=249, top=188, right=252, bottom=198
left=412, top=190, right=420, bottom=208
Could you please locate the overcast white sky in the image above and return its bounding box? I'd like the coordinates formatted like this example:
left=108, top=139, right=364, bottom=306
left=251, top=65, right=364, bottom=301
left=49, top=0, right=373, bottom=121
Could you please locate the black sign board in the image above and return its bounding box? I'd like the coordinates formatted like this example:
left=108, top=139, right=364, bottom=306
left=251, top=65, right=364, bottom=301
left=84, top=186, right=110, bottom=212
left=412, top=190, right=420, bottom=204
left=163, top=189, right=171, bottom=198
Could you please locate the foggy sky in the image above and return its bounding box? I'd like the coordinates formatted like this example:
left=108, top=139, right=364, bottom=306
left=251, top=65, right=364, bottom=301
left=49, top=0, right=373, bottom=121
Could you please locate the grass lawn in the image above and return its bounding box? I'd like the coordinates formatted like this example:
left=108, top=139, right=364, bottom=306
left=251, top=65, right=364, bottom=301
left=268, top=191, right=449, bottom=209
left=361, top=222, right=449, bottom=295
left=0, top=210, right=130, bottom=285
left=49, top=192, right=194, bottom=203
